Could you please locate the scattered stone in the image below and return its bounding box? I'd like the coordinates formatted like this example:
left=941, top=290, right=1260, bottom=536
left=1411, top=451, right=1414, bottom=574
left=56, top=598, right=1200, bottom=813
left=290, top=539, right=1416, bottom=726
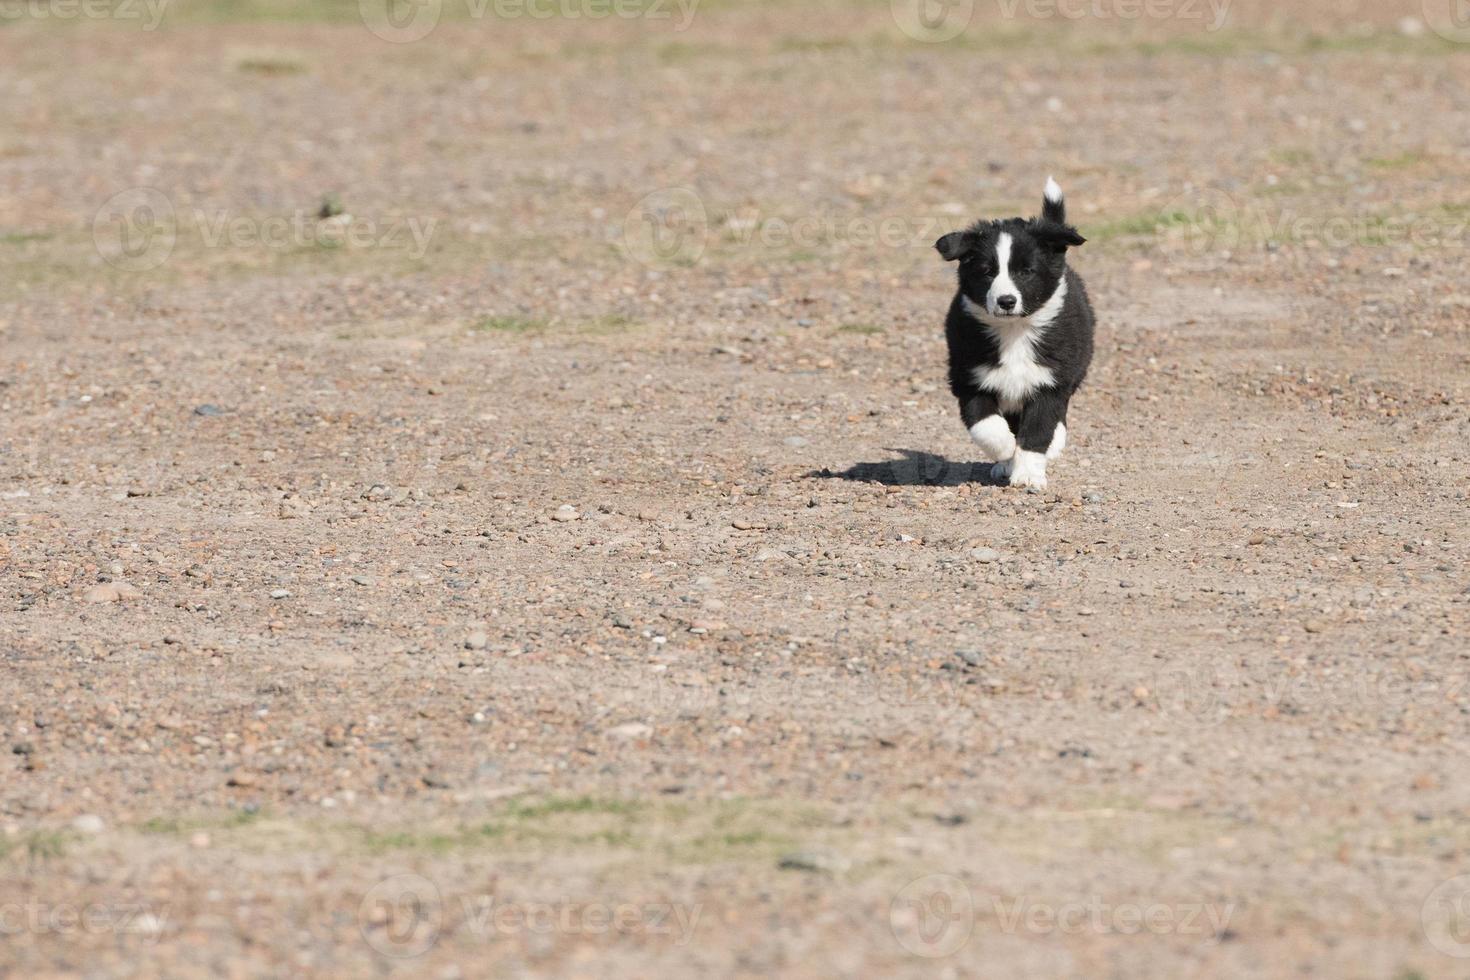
left=783, top=436, right=809, bottom=448
left=607, top=722, right=653, bottom=740
left=778, top=850, right=850, bottom=874
left=551, top=505, right=580, bottom=522
left=269, top=589, right=292, bottom=599
left=82, top=581, right=141, bottom=603
left=968, top=547, right=1001, bottom=563
left=71, top=814, right=105, bottom=835
left=1303, top=620, right=1325, bottom=634
left=954, top=651, right=982, bottom=668
left=464, top=630, right=489, bottom=650
left=350, top=575, right=374, bottom=586
left=193, top=404, right=226, bottom=417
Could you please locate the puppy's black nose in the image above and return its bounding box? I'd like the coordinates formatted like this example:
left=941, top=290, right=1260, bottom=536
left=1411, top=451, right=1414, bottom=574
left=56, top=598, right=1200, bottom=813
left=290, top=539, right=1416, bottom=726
left=996, top=295, right=1017, bottom=311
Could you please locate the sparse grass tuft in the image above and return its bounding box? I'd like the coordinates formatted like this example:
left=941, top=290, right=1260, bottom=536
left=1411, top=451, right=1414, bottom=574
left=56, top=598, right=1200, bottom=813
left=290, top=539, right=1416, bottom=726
left=140, top=808, right=265, bottom=835
left=1366, top=150, right=1429, bottom=171
left=1, top=231, right=51, bottom=245
left=837, top=322, right=884, bottom=335
left=1087, top=209, right=1199, bottom=242
left=232, top=50, right=308, bottom=75
left=24, top=831, right=69, bottom=861
left=581, top=313, right=638, bottom=335
left=502, top=795, right=642, bottom=820
left=473, top=314, right=545, bottom=334
left=1269, top=148, right=1316, bottom=167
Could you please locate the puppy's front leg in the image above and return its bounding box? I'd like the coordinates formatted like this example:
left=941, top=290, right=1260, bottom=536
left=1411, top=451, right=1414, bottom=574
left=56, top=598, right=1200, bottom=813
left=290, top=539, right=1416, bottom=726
left=958, top=389, right=1014, bottom=464
left=1011, top=390, right=1069, bottom=491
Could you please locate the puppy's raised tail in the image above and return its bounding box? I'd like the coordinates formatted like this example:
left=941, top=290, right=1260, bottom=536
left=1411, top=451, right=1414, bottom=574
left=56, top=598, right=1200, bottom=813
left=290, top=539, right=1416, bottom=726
left=1042, top=175, right=1066, bottom=223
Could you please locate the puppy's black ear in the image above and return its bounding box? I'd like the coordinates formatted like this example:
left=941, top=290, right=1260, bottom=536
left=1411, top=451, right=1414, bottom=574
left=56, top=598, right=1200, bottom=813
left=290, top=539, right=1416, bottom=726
left=934, top=231, right=976, bottom=262
left=1032, top=221, right=1086, bottom=252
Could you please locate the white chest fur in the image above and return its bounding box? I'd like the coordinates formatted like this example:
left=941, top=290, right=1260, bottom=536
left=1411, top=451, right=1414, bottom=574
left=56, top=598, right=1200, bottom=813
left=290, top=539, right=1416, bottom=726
left=961, top=278, right=1066, bottom=413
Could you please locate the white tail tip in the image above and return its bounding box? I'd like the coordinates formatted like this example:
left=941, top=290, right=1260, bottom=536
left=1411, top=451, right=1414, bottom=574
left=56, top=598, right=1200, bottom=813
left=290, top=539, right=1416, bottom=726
left=1044, top=176, right=1063, bottom=203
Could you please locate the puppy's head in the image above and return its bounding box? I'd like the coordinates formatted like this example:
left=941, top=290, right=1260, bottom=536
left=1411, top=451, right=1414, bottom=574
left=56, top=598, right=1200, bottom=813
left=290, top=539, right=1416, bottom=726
left=935, top=177, right=1085, bottom=319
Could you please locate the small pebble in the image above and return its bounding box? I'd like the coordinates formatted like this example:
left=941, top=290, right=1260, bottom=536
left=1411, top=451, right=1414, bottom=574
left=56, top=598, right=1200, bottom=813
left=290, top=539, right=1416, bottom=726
left=72, top=814, right=106, bottom=835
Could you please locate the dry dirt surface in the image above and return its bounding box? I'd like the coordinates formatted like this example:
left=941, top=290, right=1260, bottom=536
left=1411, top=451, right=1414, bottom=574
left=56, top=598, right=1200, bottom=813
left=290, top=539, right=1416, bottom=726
left=2, top=1, right=1469, bottom=976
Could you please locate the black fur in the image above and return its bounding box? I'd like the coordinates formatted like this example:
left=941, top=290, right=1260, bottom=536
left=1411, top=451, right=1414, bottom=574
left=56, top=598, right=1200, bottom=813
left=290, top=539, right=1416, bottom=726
left=935, top=180, right=1095, bottom=481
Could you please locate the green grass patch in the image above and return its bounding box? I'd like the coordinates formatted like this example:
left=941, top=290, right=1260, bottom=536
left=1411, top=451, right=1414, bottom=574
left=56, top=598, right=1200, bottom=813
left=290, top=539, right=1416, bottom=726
left=473, top=314, right=546, bottom=334
left=1269, top=148, right=1316, bottom=167
left=1, top=231, right=51, bottom=245
left=140, top=808, right=265, bottom=836
left=1086, top=209, right=1199, bottom=243
left=275, top=795, right=827, bottom=865
left=10, top=830, right=71, bottom=861
left=581, top=313, right=639, bottom=335
left=1366, top=150, right=1429, bottom=171
left=836, top=323, right=884, bottom=335
left=232, top=50, right=309, bottom=75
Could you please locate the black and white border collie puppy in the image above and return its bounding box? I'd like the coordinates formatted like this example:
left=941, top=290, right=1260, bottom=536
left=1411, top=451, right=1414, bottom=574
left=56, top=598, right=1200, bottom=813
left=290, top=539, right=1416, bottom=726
left=935, top=177, right=1094, bottom=492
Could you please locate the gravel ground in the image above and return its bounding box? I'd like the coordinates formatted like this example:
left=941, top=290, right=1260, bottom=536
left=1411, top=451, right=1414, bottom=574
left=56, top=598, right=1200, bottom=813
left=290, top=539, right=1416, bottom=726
left=2, top=2, right=1469, bottom=976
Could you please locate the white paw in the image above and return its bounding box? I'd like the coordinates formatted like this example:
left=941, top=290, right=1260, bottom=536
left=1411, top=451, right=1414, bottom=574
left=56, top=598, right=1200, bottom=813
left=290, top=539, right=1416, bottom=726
left=1008, top=450, right=1048, bottom=491
left=1046, top=422, right=1067, bottom=461
left=968, top=415, right=1016, bottom=462
left=990, top=458, right=1013, bottom=481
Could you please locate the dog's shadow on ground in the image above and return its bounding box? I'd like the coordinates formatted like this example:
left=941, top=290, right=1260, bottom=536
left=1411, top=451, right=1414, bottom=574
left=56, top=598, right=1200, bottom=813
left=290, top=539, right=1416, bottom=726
left=808, top=448, right=1001, bottom=487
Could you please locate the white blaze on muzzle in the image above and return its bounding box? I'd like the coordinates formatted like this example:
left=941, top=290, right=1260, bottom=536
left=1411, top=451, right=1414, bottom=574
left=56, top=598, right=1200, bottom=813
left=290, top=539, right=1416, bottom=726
left=986, top=232, right=1021, bottom=316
